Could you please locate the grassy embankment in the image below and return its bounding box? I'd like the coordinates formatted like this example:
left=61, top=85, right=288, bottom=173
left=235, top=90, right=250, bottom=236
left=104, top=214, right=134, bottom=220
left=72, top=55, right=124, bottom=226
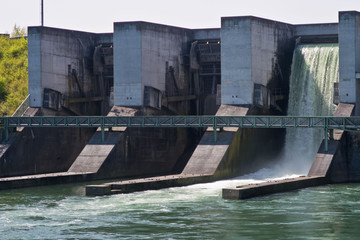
left=0, top=28, right=28, bottom=116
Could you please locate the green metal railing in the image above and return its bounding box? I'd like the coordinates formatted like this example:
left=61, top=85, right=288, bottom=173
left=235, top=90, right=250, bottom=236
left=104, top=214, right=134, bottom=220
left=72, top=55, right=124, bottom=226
left=11, top=94, right=30, bottom=117
left=1, top=115, right=359, bottom=151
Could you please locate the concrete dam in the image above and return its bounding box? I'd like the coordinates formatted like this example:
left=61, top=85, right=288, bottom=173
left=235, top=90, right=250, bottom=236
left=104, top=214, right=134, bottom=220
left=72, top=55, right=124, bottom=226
left=1, top=11, right=360, bottom=199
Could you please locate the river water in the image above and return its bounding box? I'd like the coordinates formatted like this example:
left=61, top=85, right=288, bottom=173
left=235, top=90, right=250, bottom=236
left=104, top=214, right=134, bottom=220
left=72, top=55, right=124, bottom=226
left=1, top=170, right=360, bottom=240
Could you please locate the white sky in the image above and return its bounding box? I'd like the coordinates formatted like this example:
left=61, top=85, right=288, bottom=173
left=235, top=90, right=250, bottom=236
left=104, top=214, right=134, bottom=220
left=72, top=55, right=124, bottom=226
left=1, top=0, right=360, bottom=34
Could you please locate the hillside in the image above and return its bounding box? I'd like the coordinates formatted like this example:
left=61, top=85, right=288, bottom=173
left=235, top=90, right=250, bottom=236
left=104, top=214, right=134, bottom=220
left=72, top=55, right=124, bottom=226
left=0, top=34, right=28, bottom=116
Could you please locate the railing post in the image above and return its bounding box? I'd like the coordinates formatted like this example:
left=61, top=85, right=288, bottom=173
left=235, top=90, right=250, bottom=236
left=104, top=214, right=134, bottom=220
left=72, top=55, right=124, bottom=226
left=329, top=129, right=334, bottom=140
left=213, top=116, right=217, bottom=142
left=5, top=117, right=8, bottom=142
left=101, top=117, right=105, bottom=143
left=324, top=118, right=328, bottom=152
left=324, top=128, right=328, bottom=152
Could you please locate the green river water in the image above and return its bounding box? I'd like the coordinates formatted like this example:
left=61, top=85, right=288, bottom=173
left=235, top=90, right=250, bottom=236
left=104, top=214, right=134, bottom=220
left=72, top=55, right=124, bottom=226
left=1, top=171, right=360, bottom=240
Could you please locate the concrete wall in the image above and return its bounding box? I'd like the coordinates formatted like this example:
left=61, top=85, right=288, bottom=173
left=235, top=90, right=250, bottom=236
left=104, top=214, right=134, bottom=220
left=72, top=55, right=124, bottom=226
left=221, top=17, right=252, bottom=105
left=28, top=27, right=112, bottom=110
left=251, top=18, right=294, bottom=88
left=113, top=23, right=142, bottom=107
left=221, top=17, right=293, bottom=105
left=339, top=11, right=360, bottom=114
left=97, top=127, right=195, bottom=178
left=295, top=23, right=338, bottom=36
left=0, top=126, right=95, bottom=177
left=28, top=28, right=42, bottom=107
left=113, top=22, right=191, bottom=107
left=192, top=28, right=220, bottom=40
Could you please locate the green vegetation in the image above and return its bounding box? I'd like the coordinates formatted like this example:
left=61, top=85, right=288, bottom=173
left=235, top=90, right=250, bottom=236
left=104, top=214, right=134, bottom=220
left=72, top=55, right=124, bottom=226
left=0, top=25, right=28, bottom=116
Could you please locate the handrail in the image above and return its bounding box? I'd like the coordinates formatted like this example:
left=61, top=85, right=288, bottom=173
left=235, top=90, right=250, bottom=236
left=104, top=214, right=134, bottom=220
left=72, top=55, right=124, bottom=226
left=1, top=115, right=359, bottom=151
left=0, top=115, right=359, bottom=130
left=11, top=94, right=30, bottom=117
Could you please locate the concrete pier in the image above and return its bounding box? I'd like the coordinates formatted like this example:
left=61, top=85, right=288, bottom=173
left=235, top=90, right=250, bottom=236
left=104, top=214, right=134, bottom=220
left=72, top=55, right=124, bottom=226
left=222, top=176, right=327, bottom=200
left=86, top=174, right=212, bottom=196
left=0, top=172, right=95, bottom=190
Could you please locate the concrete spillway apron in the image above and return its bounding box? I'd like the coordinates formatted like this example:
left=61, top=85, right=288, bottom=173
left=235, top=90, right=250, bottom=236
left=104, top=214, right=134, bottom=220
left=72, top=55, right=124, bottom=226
left=222, top=103, right=354, bottom=200
left=68, top=106, right=137, bottom=174
left=86, top=105, right=249, bottom=196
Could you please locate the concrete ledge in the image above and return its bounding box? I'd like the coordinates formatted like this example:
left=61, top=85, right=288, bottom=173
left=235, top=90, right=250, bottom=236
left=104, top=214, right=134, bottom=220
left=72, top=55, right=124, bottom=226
left=222, top=176, right=328, bottom=200
left=85, top=174, right=213, bottom=196
left=0, top=172, right=95, bottom=190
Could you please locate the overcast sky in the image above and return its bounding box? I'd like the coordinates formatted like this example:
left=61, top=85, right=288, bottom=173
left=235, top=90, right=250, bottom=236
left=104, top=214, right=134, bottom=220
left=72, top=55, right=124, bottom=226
left=1, top=0, right=359, bottom=34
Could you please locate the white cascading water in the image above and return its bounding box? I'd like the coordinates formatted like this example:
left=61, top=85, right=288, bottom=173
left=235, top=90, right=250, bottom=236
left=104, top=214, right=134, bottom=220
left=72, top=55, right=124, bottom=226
left=277, top=43, right=339, bottom=175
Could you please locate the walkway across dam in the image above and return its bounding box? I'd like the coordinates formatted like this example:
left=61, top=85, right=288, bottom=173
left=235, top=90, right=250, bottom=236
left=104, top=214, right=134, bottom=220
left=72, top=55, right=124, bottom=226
left=1, top=115, right=360, bottom=152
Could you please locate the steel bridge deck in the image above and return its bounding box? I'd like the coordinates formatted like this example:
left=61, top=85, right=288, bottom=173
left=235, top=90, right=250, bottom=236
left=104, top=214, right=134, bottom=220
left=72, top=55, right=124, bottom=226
left=1, top=115, right=360, bottom=152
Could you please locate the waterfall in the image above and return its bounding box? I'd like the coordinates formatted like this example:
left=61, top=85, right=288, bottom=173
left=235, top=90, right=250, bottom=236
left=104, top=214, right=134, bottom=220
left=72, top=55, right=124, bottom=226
left=279, top=44, right=339, bottom=175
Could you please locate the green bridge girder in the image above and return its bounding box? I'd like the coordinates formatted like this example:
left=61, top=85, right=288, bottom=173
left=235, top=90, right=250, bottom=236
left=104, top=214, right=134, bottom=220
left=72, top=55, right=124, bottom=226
left=1, top=115, right=360, bottom=152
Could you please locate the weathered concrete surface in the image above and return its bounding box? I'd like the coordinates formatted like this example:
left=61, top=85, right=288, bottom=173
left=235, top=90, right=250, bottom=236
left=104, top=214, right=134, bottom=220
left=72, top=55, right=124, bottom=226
left=67, top=132, right=121, bottom=173
left=338, top=11, right=360, bottom=114
left=28, top=26, right=112, bottom=109
left=0, top=172, right=95, bottom=190
left=223, top=103, right=355, bottom=200
left=86, top=104, right=247, bottom=196
left=222, top=176, right=327, bottom=200
left=308, top=103, right=354, bottom=180
left=86, top=174, right=212, bottom=196
left=68, top=106, right=137, bottom=174
left=0, top=108, right=39, bottom=160
left=113, top=22, right=191, bottom=106
left=0, top=107, right=96, bottom=177
left=221, top=16, right=294, bottom=105
left=182, top=105, right=248, bottom=175
left=86, top=104, right=285, bottom=196
left=295, top=23, right=338, bottom=36
left=0, top=127, right=95, bottom=177
left=68, top=105, right=195, bottom=181
left=307, top=141, right=340, bottom=177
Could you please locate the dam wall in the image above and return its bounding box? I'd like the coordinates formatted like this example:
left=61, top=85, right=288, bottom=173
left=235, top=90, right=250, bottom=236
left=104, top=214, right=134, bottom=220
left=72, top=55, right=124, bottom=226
left=0, top=108, right=95, bottom=177
left=220, top=16, right=294, bottom=107
left=28, top=27, right=113, bottom=114
left=6, top=10, right=360, bottom=192
left=339, top=11, right=360, bottom=114
left=68, top=106, right=196, bottom=180
left=295, top=23, right=338, bottom=36
left=86, top=104, right=286, bottom=196
left=113, top=22, right=191, bottom=107
left=182, top=105, right=285, bottom=179
left=192, top=28, right=220, bottom=40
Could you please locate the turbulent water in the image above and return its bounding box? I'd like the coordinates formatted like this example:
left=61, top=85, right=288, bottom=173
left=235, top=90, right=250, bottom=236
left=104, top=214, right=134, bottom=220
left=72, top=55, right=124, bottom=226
left=2, top=178, right=360, bottom=239
left=278, top=44, right=339, bottom=175
left=1, top=44, right=350, bottom=239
